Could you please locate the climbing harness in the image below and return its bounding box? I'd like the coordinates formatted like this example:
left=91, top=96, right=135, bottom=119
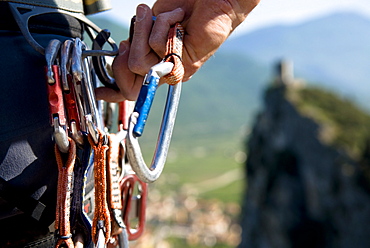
left=8, top=1, right=185, bottom=246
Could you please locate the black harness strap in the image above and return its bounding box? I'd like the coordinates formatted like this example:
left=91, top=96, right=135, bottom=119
left=0, top=0, right=84, bottom=13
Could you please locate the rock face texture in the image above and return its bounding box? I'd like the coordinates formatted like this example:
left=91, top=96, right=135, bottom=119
left=239, top=63, right=370, bottom=248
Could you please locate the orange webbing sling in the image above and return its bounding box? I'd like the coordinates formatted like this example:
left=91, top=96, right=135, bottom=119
left=54, top=137, right=76, bottom=248
left=88, top=130, right=111, bottom=244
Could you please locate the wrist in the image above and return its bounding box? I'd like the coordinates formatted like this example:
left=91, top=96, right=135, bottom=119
left=224, top=0, right=260, bottom=30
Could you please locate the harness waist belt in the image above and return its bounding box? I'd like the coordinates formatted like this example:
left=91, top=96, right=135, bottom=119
left=0, top=2, right=83, bottom=38
left=0, top=0, right=112, bottom=15
left=0, top=0, right=84, bottom=13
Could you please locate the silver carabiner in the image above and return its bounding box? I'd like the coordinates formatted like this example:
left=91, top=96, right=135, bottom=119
left=45, top=39, right=61, bottom=84
left=95, top=228, right=106, bottom=248
left=53, top=117, right=70, bottom=153
left=126, top=62, right=182, bottom=183
left=60, top=40, right=73, bottom=91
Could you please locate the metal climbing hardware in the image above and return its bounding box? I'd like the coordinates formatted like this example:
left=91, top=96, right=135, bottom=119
left=120, top=174, right=148, bottom=241
left=92, top=29, right=119, bottom=91
left=14, top=0, right=186, bottom=244
left=45, top=39, right=70, bottom=153
left=61, top=39, right=84, bottom=145
left=133, top=61, right=175, bottom=137
left=127, top=23, right=185, bottom=183
left=43, top=36, right=116, bottom=247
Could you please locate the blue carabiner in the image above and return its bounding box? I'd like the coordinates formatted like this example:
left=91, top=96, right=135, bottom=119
left=133, top=62, right=174, bottom=137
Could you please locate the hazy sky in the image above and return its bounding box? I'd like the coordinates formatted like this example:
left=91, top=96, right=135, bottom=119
left=98, top=0, right=370, bottom=36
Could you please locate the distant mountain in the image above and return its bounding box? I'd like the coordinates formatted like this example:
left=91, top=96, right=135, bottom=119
left=221, top=12, right=370, bottom=110
left=241, top=82, right=370, bottom=248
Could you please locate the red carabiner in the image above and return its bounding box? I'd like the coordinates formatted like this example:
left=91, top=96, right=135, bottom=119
left=118, top=100, right=131, bottom=131
left=45, top=65, right=66, bottom=126
left=120, top=174, right=147, bottom=240
left=64, top=74, right=80, bottom=130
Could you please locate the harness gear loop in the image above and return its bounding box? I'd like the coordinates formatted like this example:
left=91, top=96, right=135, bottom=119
left=88, top=129, right=111, bottom=245
left=54, top=137, right=76, bottom=248
left=91, top=29, right=119, bottom=91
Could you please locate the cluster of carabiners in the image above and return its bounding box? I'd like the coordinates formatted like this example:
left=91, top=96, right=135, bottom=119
left=45, top=38, right=98, bottom=152
left=44, top=37, right=103, bottom=247
left=9, top=1, right=184, bottom=247
left=43, top=36, right=149, bottom=247
left=43, top=29, right=184, bottom=248
left=38, top=8, right=184, bottom=248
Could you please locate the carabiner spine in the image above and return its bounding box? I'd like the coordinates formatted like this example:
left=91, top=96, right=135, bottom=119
left=127, top=82, right=182, bottom=183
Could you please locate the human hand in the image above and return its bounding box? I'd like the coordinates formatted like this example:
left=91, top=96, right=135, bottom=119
left=95, top=4, right=184, bottom=102
left=95, top=0, right=260, bottom=102
left=151, top=0, right=260, bottom=80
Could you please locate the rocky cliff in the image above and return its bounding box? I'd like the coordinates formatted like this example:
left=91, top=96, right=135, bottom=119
left=239, top=63, right=370, bottom=248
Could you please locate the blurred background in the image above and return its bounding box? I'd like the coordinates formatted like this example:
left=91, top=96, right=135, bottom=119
left=91, top=0, right=370, bottom=247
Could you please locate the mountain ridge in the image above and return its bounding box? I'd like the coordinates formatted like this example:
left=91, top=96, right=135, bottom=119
left=221, top=11, right=370, bottom=110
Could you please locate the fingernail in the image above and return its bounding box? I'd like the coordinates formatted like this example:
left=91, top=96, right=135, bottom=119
left=174, top=7, right=183, bottom=13
left=119, top=41, right=127, bottom=55
left=136, top=5, right=147, bottom=22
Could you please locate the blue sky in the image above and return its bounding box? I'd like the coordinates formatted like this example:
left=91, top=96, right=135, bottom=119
left=98, top=0, right=370, bottom=37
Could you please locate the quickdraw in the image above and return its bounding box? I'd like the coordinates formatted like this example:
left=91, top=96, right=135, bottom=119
left=17, top=3, right=186, bottom=246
